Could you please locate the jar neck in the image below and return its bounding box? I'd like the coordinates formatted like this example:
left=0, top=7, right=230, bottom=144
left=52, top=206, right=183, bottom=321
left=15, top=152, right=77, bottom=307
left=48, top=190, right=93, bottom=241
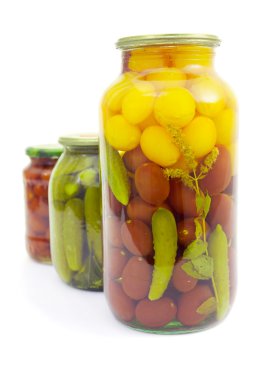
left=64, top=145, right=98, bottom=155
left=122, top=45, right=215, bottom=73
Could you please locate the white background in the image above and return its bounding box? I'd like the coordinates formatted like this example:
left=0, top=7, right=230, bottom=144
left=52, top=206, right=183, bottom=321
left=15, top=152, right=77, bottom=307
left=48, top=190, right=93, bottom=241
left=0, top=1, right=252, bottom=379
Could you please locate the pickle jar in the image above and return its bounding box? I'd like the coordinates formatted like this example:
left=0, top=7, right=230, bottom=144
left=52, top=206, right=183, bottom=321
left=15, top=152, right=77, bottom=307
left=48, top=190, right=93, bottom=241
left=100, top=34, right=237, bottom=333
left=49, top=134, right=103, bottom=290
left=23, top=145, right=63, bottom=263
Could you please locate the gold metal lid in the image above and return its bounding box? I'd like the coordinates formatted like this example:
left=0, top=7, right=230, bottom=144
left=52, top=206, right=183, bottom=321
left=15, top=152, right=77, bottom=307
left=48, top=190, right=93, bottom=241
left=116, top=34, right=221, bottom=50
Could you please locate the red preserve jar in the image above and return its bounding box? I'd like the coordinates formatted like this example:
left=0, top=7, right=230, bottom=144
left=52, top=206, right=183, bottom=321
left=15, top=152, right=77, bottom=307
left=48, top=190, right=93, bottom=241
left=23, top=145, right=63, bottom=263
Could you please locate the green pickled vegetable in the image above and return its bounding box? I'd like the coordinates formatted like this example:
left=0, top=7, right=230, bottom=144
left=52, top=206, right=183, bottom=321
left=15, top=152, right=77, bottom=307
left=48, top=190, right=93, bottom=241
left=52, top=174, right=80, bottom=202
left=63, top=198, right=84, bottom=271
left=53, top=153, right=95, bottom=177
left=73, top=255, right=103, bottom=290
left=78, top=168, right=98, bottom=187
left=50, top=201, right=72, bottom=283
left=106, top=142, right=130, bottom=206
left=148, top=208, right=177, bottom=301
left=208, top=224, right=230, bottom=320
left=84, top=186, right=103, bottom=265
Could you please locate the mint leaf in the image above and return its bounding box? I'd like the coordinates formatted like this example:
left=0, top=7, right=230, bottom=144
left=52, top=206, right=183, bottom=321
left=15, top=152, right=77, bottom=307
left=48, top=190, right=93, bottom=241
left=183, top=239, right=207, bottom=260
left=191, top=255, right=214, bottom=278
left=203, top=194, right=212, bottom=218
left=196, top=193, right=205, bottom=214
left=194, top=218, right=203, bottom=239
left=181, top=261, right=208, bottom=280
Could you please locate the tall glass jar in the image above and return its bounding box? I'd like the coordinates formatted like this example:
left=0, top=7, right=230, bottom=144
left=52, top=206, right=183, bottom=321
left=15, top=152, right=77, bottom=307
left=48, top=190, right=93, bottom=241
left=100, top=34, right=237, bottom=333
left=49, top=135, right=103, bottom=290
left=23, top=145, right=63, bottom=263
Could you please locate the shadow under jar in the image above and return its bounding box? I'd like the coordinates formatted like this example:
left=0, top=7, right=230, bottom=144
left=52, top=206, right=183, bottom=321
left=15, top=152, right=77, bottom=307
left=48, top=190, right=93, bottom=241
left=100, top=34, right=237, bottom=334
left=23, top=145, right=63, bottom=263
left=49, top=135, right=103, bottom=290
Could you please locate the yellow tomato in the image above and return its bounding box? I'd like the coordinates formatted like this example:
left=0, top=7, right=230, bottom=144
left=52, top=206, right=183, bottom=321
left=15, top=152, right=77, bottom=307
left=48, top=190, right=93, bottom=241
left=146, top=68, right=186, bottom=90
left=214, top=108, right=236, bottom=147
left=122, top=82, right=155, bottom=124
left=171, top=45, right=213, bottom=69
left=183, top=116, right=217, bottom=158
left=154, top=87, right=196, bottom=128
left=128, top=48, right=167, bottom=72
left=190, top=76, right=226, bottom=117
left=140, top=125, right=180, bottom=167
left=102, top=73, right=137, bottom=113
left=138, top=113, right=158, bottom=131
left=105, top=115, right=141, bottom=151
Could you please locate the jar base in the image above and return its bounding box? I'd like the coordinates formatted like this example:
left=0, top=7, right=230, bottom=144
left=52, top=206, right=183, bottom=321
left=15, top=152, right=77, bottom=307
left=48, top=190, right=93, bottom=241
left=121, top=316, right=218, bottom=335
left=26, top=237, right=51, bottom=264
left=28, top=254, right=52, bottom=265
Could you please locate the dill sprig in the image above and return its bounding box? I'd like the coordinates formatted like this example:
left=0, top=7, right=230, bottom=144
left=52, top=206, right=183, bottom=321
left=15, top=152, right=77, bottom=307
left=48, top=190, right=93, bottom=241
left=163, top=168, right=195, bottom=190
left=162, top=124, right=219, bottom=305
left=198, top=147, right=219, bottom=179
left=166, top=125, right=198, bottom=170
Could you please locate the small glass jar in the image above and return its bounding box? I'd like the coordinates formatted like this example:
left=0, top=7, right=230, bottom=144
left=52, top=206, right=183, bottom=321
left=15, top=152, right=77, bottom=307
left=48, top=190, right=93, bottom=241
left=49, top=135, right=103, bottom=290
left=23, top=145, right=63, bottom=263
left=100, top=34, right=237, bottom=333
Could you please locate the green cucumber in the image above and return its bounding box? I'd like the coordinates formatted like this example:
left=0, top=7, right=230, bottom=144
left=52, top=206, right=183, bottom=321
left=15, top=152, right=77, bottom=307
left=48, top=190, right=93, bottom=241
left=149, top=208, right=177, bottom=301
left=84, top=186, right=103, bottom=265
left=49, top=201, right=72, bottom=283
left=208, top=224, right=230, bottom=320
left=63, top=198, right=84, bottom=271
left=106, top=142, right=130, bottom=206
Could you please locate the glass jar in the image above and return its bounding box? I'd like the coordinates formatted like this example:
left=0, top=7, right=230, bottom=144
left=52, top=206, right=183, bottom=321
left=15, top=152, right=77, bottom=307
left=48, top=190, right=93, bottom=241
left=100, top=34, right=237, bottom=333
left=49, top=135, right=103, bottom=290
left=23, top=145, right=63, bottom=263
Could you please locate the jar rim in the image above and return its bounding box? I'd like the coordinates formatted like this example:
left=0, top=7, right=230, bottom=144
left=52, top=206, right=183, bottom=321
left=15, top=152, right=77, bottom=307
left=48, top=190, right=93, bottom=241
left=58, top=134, right=99, bottom=147
left=116, top=34, right=221, bottom=50
left=25, top=144, right=63, bottom=158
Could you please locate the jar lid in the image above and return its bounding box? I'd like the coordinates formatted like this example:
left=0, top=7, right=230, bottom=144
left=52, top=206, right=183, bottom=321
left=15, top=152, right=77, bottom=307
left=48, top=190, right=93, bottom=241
left=26, top=144, right=63, bottom=158
left=116, top=34, right=221, bottom=50
left=58, top=134, right=99, bottom=147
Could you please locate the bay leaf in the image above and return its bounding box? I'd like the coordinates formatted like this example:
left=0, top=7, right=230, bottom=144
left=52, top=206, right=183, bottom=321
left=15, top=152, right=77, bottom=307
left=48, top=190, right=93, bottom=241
left=196, top=297, right=217, bottom=315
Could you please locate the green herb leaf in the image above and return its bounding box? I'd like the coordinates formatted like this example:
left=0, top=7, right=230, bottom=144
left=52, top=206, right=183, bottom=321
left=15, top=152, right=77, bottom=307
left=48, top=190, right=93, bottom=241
left=191, top=255, right=214, bottom=279
left=182, top=255, right=213, bottom=280
left=106, top=142, right=130, bottom=206
left=203, top=194, right=212, bottom=218
left=183, top=239, right=207, bottom=260
left=195, top=193, right=205, bottom=214
left=196, top=297, right=217, bottom=315
left=194, top=218, right=203, bottom=239
left=181, top=261, right=209, bottom=280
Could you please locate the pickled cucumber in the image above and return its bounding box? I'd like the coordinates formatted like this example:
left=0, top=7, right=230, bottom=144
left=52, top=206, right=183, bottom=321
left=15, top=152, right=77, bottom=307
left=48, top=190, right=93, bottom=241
left=53, top=153, right=95, bottom=177
left=78, top=168, right=98, bottom=187
left=49, top=201, right=72, bottom=283
left=149, top=208, right=178, bottom=301
left=106, top=142, right=130, bottom=206
left=208, top=224, right=230, bottom=320
left=84, top=186, right=103, bottom=265
left=52, top=174, right=80, bottom=202
left=63, top=198, right=84, bottom=271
